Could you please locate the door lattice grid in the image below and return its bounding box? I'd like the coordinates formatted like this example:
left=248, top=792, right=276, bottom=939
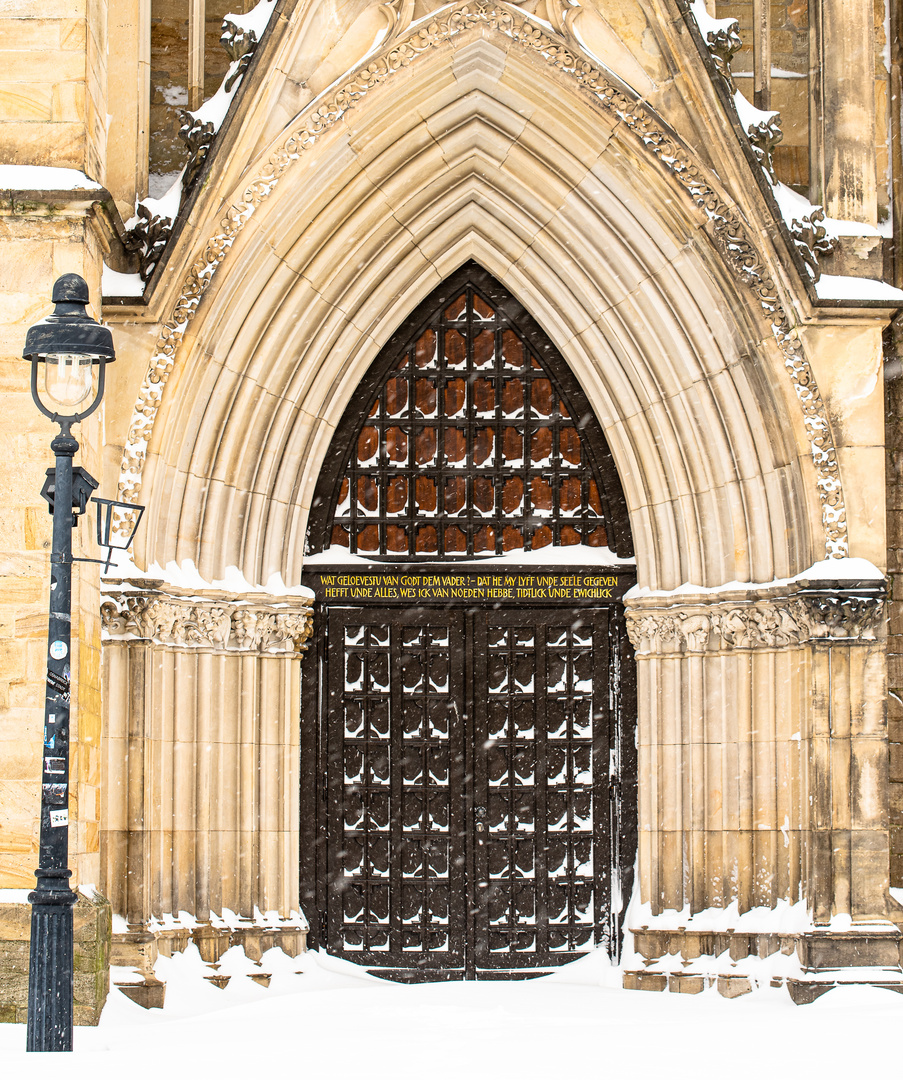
left=329, top=286, right=610, bottom=558
left=474, top=613, right=611, bottom=965
left=331, top=613, right=466, bottom=964
left=324, top=606, right=619, bottom=973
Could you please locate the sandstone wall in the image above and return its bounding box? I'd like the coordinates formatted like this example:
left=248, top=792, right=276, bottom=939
left=886, top=370, right=903, bottom=888
left=0, top=1, right=110, bottom=894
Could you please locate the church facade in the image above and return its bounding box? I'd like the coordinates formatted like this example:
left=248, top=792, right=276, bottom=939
left=3, top=0, right=903, bottom=1019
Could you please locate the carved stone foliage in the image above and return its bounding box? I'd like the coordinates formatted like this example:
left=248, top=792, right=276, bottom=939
left=789, top=209, right=837, bottom=283
left=101, top=586, right=314, bottom=657
left=122, top=8, right=270, bottom=278
left=696, top=13, right=741, bottom=91
left=178, top=112, right=217, bottom=197
left=625, top=590, right=885, bottom=655
left=684, top=3, right=839, bottom=286
left=123, top=205, right=173, bottom=282
left=116, top=0, right=849, bottom=561
left=746, top=113, right=783, bottom=184
left=221, top=19, right=259, bottom=90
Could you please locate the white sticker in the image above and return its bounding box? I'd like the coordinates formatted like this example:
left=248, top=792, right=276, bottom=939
left=49, top=810, right=68, bottom=828
left=50, top=641, right=68, bottom=660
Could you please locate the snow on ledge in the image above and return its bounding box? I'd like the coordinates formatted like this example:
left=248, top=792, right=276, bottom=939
left=687, top=0, right=737, bottom=40
left=625, top=557, right=884, bottom=601
left=630, top=898, right=900, bottom=937
left=102, top=262, right=145, bottom=297
left=631, top=898, right=813, bottom=935
left=304, top=543, right=635, bottom=568
left=0, top=164, right=103, bottom=190
left=0, top=889, right=31, bottom=904
left=814, top=273, right=903, bottom=302
left=732, top=89, right=778, bottom=134
left=148, top=907, right=308, bottom=931
left=102, top=551, right=314, bottom=600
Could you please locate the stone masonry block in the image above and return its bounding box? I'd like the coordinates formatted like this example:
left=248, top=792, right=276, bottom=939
left=889, top=788, right=903, bottom=827
left=889, top=511, right=903, bottom=546
left=0, top=892, right=111, bottom=1025
left=0, top=903, right=30, bottom=942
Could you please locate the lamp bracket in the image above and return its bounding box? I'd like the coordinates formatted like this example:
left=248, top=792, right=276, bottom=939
left=41, top=466, right=99, bottom=526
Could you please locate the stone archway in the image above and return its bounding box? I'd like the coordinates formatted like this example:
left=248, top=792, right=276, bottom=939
left=101, top=8, right=900, bottom=997
left=298, top=262, right=637, bottom=978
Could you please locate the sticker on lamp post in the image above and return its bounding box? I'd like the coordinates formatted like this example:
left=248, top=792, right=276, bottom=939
left=46, top=670, right=69, bottom=698
left=49, top=641, right=68, bottom=660
left=49, top=810, right=69, bottom=828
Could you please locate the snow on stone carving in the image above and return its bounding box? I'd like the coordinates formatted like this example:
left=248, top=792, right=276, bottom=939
left=121, top=0, right=277, bottom=282
left=625, top=589, right=885, bottom=655
left=101, top=587, right=313, bottom=656
left=115, top=0, right=850, bottom=560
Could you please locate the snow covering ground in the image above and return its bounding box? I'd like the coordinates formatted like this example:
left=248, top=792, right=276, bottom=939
left=1, top=945, right=902, bottom=1077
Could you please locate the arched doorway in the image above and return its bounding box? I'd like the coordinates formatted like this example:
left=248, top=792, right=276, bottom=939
left=300, top=263, right=637, bottom=980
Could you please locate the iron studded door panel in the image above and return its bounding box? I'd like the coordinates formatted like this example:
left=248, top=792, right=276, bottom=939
left=325, top=608, right=467, bottom=970
left=321, top=604, right=619, bottom=975
left=471, top=609, right=612, bottom=970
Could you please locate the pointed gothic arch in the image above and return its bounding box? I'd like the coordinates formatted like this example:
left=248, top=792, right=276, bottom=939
left=300, top=263, right=637, bottom=977
left=305, top=262, right=633, bottom=561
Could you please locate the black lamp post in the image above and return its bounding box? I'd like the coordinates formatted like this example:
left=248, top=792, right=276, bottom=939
left=22, top=274, right=115, bottom=1053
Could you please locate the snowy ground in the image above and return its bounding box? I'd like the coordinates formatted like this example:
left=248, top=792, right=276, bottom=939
left=2, top=945, right=902, bottom=1078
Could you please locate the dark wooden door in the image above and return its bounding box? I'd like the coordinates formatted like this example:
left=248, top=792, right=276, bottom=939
left=300, top=265, right=636, bottom=978
left=324, top=606, right=469, bottom=974
left=306, top=599, right=631, bottom=979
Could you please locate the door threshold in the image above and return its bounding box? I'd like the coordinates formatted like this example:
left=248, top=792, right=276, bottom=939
left=367, top=967, right=557, bottom=983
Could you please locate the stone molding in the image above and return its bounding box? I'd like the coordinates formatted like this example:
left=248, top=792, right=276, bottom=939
left=100, top=582, right=313, bottom=657
left=114, top=0, right=849, bottom=561
left=625, top=586, right=885, bottom=655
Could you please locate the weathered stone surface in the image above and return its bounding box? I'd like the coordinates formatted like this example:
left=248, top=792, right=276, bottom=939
left=0, top=0, right=901, bottom=1009
left=0, top=893, right=111, bottom=1025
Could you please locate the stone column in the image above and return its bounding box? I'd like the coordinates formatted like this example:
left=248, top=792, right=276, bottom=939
left=818, top=0, right=878, bottom=225
left=100, top=583, right=313, bottom=948
left=624, top=576, right=902, bottom=999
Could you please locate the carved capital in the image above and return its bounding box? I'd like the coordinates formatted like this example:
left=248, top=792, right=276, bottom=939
left=101, top=583, right=314, bottom=657
left=625, top=585, right=885, bottom=656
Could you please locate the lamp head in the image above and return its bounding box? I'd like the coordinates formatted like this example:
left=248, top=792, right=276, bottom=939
left=23, top=274, right=115, bottom=422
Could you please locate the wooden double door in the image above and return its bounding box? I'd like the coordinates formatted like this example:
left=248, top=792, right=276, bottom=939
left=301, top=586, right=636, bottom=980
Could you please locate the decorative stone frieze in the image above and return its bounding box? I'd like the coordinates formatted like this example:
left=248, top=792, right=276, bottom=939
left=100, top=582, right=313, bottom=657
left=625, top=585, right=885, bottom=655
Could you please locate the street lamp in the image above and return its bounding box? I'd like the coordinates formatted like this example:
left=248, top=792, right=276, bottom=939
left=22, top=274, right=115, bottom=1053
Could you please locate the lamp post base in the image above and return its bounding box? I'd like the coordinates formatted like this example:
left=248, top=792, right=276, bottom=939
left=26, top=880, right=77, bottom=1052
